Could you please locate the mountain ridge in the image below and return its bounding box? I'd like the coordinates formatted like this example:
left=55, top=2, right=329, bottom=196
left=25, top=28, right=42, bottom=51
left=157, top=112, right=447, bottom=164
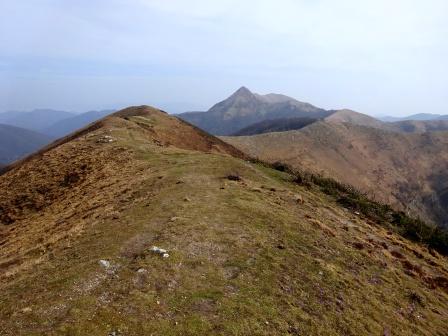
left=224, top=119, right=448, bottom=228
left=1, top=105, right=448, bottom=335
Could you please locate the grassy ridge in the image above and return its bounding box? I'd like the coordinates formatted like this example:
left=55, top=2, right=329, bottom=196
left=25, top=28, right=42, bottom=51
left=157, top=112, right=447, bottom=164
left=253, top=160, right=448, bottom=256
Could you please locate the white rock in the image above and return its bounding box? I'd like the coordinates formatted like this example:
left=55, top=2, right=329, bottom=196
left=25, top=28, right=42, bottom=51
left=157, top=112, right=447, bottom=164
left=162, top=253, right=170, bottom=258
left=150, top=246, right=168, bottom=255
left=99, top=259, right=111, bottom=268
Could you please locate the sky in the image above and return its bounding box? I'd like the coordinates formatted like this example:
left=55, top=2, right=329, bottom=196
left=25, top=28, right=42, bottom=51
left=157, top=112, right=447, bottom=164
left=1, top=0, right=447, bottom=116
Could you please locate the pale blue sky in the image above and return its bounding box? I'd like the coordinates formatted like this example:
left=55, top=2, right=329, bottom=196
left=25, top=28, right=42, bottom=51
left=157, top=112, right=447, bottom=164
left=1, top=0, right=447, bottom=115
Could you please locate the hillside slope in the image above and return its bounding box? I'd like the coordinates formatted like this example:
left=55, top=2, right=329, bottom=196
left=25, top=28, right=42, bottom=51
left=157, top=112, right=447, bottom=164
left=391, top=119, right=448, bottom=133
left=325, top=109, right=390, bottom=130
left=178, top=87, right=330, bottom=135
left=224, top=122, right=448, bottom=228
left=0, top=124, right=53, bottom=165
left=233, top=117, right=318, bottom=136
left=1, top=106, right=447, bottom=335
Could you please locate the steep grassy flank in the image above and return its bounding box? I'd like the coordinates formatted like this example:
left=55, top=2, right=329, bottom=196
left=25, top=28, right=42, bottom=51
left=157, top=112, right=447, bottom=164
left=259, top=161, right=448, bottom=256
left=223, top=121, right=448, bottom=228
left=1, top=106, right=447, bottom=335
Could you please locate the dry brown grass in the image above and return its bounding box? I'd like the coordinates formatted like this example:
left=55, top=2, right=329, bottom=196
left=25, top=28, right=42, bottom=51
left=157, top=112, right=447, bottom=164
left=223, top=121, right=448, bottom=227
left=0, top=106, right=447, bottom=335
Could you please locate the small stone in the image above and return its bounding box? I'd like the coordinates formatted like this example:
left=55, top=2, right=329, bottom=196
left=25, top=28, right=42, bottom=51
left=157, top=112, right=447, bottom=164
left=156, top=300, right=160, bottom=305
left=184, top=197, right=191, bottom=202
left=150, top=246, right=169, bottom=257
left=99, top=259, right=111, bottom=268
left=137, top=268, right=147, bottom=273
left=21, top=307, right=32, bottom=313
left=265, top=321, right=269, bottom=325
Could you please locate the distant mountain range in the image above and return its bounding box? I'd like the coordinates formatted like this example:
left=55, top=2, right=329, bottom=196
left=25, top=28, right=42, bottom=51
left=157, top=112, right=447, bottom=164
left=179, top=87, right=448, bottom=136
left=0, top=109, right=115, bottom=165
left=2, top=88, right=448, bottom=228
left=177, top=88, right=448, bottom=228
left=177, top=87, right=330, bottom=135
left=380, top=113, right=448, bottom=122
left=323, top=109, right=448, bottom=134
left=0, top=124, right=52, bottom=165
left=224, top=108, right=448, bottom=228
left=43, top=109, right=115, bottom=137
left=0, top=109, right=115, bottom=136
left=0, top=109, right=76, bottom=133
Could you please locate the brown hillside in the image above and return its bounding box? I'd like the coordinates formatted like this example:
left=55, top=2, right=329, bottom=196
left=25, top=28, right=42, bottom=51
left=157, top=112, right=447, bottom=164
left=391, top=119, right=448, bottom=133
left=1, top=106, right=448, bottom=335
left=325, top=109, right=390, bottom=130
left=224, top=121, right=448, bottom=227
left=0, top=106, right=246, bottom=176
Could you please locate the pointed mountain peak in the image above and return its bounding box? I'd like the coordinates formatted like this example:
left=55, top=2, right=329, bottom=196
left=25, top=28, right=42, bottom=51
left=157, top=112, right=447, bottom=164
left=231, top=86, right=253, bottom=97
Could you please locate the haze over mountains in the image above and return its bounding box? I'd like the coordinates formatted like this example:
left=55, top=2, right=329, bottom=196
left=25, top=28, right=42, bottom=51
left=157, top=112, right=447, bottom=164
left=1, top=106, right=448, bottom=335
left=43, top=109, right=115, bottom=137
left=380, top=113, right=448, bottom=122
left=0, top=109, right=76, bottom=133
left=179, top=87, right=448, bottom=136
left=0, top=124, right=52, bottom=165
left=0, top=109, right=115, bottom=165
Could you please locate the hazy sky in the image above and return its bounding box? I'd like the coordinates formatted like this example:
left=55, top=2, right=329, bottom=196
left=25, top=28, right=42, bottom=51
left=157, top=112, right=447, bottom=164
left=1, top=0, right=447, bottom=116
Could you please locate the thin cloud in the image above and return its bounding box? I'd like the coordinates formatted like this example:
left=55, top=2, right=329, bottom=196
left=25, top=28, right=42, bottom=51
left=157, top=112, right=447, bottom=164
left=0, top=0, right=447, bottom=115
